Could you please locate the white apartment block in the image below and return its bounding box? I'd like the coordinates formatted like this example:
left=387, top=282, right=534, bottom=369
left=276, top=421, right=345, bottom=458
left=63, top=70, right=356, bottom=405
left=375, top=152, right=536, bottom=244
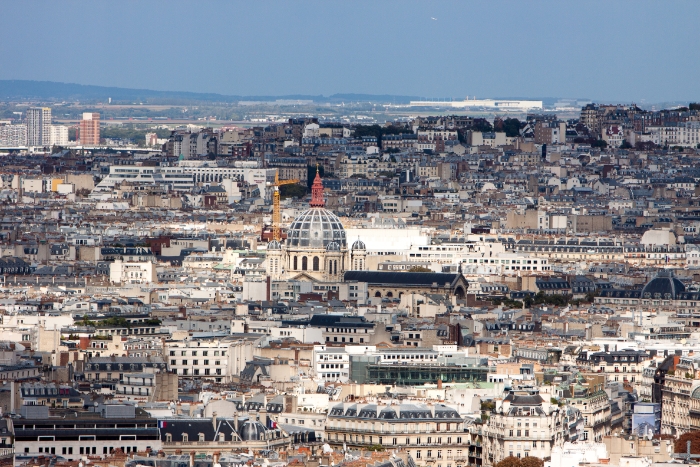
left=483, top=391, right=569, bottom=466
left=165, top=338, right=255, bottom=383
left=49, top=125, right=69, bottom=146
left=406, top=242, right=550, bottom=273
left=109, top=260, right=157, bottom=285
left=649, top=121, right=700, bottom=147
left=0, top=123, right=27, bottom=146
left=313, top=346, right=350, bottom=382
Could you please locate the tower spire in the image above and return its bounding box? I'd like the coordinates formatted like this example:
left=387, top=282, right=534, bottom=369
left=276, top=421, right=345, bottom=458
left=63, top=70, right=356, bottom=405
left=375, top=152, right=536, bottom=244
left=310, top=165, right=325, bottom=207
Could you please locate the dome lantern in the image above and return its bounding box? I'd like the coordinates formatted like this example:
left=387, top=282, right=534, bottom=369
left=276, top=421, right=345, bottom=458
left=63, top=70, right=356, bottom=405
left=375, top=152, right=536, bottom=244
left=310, top=166, right=325, bottom=208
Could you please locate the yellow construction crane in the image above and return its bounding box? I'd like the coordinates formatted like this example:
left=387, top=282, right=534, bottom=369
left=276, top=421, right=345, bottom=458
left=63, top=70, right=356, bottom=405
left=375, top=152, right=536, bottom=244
left=270, top=171, right=299, bottom=241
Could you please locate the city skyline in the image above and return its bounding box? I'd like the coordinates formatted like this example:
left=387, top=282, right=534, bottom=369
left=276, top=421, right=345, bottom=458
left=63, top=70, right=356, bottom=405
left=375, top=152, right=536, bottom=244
left=1, top=1, right=699, bottom=102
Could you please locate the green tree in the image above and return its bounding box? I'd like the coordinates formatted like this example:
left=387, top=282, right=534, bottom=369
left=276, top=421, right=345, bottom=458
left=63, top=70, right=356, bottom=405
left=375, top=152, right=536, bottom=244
left=471, top=118, right=493, bottom=133
left=584, top=290, right=599, bottom=303
left=480, top=400, right=496, bottom=411
left=635, top=141, right=657, bottom=151
left=620, top=140, right=633, bottom=149
left=79, top=314, right=96, bottom=327
left=503, top=118, right=522, bottom=137
left=352, top=124, right=407, bottom=148
left=280, top=183, right=307, bottom=200
left=408, top=266, right=432, bottom=272
left=592, top=139, right=608, bottom=149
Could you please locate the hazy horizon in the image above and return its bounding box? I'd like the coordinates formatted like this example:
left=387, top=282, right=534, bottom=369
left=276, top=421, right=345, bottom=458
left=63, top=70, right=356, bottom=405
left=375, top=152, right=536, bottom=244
left=2, top=1, right=699, bottom=103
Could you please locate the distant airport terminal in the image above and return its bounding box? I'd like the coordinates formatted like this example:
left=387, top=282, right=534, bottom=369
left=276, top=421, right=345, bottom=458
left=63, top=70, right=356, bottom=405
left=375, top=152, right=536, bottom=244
left=409, top=97, right=543, bottom=110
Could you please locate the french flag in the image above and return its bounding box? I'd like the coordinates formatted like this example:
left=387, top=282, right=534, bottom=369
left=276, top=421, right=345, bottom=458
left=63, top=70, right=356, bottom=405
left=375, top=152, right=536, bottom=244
left=159, top=421, right=168, bottom=428
left=268, top=419, right=277, bottom=429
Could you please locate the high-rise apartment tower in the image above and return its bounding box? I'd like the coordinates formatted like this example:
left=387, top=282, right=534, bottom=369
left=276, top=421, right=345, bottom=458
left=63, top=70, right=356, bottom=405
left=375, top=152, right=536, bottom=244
left=79, top=112, right=100, bottom=145
left=26, top=107, right=52, bottom=146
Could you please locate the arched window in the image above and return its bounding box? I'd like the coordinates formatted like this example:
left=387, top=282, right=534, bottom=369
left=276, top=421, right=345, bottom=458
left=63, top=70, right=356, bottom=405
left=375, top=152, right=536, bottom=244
left=313, top=256, right=320, bottom=271
left=375, top=291, right=382, bottom=298
left=302, top=256, right=308, bottom=271
left=293, top=256, right=298, bottom=270
left=386, top=291, right=393, bottom=298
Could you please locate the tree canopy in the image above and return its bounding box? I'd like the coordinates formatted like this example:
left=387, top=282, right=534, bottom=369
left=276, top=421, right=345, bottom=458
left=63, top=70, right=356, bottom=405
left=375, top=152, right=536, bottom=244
left=280, top=183, right=307, bottom=200
left=408, top=266, right=432, bottom=272
left=675, top=431, right=700, bottom=455
left=494, top=117, right=522, bottom=137
left=471, top=118, right=493, bottom=133
left=352, top=124, right=407, bottom=148
left=520, top=457, right=545, bottom=467
left=503, top=118, right=522, bottom=137
left=495, top=456, right=544, bottom=467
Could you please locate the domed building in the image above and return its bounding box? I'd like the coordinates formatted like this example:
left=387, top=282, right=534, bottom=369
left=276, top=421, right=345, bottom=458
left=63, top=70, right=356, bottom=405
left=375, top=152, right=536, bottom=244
left=266, top=170, right=367, bottom=281
left=595, top=270, right=700, bottom=319
left=640, top=270, right=685, bottom=300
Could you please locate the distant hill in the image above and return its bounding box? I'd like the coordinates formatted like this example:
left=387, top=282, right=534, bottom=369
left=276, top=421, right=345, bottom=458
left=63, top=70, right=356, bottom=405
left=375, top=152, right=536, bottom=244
left=0, top=80, right=584, bottom=107
left=0, top=80, right=424, bottom=104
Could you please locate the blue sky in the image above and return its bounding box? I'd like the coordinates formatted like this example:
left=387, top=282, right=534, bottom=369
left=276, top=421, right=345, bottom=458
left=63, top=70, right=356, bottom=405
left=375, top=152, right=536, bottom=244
left=2, top=1, right=699, bottom=102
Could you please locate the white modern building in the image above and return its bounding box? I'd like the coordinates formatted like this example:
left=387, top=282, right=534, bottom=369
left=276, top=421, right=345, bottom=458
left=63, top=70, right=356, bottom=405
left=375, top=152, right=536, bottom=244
left=409, top=98, right=543, bottom=111
left=92, top=161, right=273, bottom=196
left=49, top=125, right=69, bottom=146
